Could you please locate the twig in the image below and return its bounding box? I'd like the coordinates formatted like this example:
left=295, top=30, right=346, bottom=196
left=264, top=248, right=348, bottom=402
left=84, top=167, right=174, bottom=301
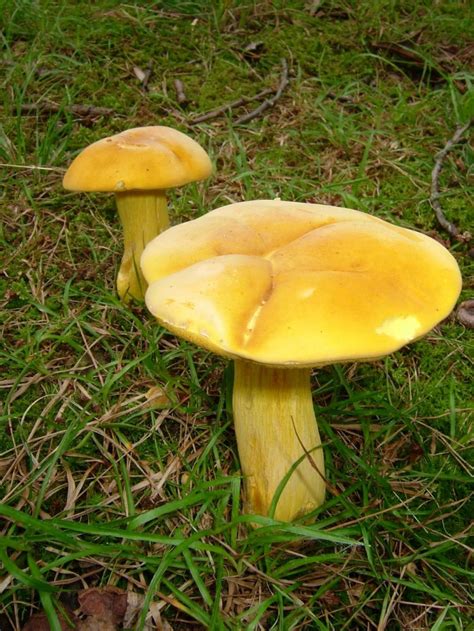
left=430, top=119, right=472, bottom=241
left=174, top=79, right=188, bottom=105
left=189, top=58, right=289, bottom=126
left=235, top=58, right=289, bottom=124
left=16, top=102, right=114, bottom=118
left=189, top=87, right=274, bottom=124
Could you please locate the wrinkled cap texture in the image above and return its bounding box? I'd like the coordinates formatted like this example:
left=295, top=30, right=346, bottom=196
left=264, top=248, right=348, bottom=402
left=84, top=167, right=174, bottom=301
left=142, top=200, right=462, bottom=367
left=63, top=126, right=212, bottom=192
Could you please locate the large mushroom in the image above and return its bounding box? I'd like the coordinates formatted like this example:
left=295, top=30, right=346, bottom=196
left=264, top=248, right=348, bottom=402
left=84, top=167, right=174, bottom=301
left=63, top=126, right=212, bottom=301
left=140, top=200, right=461, bottom=521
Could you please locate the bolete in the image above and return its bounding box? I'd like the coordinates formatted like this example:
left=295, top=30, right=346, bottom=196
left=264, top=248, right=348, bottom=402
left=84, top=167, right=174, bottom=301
left=63, top=126, right=212, bottom=301
left=140, top=200, right=461, bottom=521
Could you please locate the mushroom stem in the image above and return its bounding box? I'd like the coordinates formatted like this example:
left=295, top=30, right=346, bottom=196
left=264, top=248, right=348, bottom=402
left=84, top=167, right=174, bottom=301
left=115, top=190, right=170, bottom=301
left=232, top=360, right=325, bottom=522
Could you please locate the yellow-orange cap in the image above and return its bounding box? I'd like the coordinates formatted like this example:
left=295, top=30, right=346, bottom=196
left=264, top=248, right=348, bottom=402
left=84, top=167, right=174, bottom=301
left=142, top=200, right=462, bottom=367
left=63, top=126, right=212, bottom=192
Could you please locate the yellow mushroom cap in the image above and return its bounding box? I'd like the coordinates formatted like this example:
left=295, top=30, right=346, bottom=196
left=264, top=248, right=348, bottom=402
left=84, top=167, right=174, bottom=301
left=141, top=200, right=462, bottom=367
left=63, top=126, right=213, bottom=192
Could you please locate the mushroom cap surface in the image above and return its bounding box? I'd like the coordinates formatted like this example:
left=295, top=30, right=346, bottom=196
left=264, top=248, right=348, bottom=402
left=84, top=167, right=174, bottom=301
left=63, top=126, right=212, bottom=192
left=142, top=200, right=462, bottom=367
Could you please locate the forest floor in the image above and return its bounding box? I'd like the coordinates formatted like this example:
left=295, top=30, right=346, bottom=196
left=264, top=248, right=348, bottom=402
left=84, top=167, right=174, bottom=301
left=0, top=1, right=473, bottom=629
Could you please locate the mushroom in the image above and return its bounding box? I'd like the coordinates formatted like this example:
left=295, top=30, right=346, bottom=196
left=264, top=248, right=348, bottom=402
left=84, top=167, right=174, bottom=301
left=63, top=126, right=212, bottom=301
left=140, top=200, right=462, bottom=521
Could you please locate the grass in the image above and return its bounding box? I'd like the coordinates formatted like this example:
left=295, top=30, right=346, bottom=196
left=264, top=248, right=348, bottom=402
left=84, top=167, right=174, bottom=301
left=0, top=0, right=473, bottom=629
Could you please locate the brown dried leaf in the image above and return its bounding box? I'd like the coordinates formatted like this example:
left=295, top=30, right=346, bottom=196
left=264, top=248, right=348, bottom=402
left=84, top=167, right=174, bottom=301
left=23, top=588, right=173, bottom=631
left=457, top=300, right=474, bottom=329
left=22, top=610, right=78, bottom=631
left=78, top=586, right=127, bottom=625
left=77, top=619, right=116, bottom=631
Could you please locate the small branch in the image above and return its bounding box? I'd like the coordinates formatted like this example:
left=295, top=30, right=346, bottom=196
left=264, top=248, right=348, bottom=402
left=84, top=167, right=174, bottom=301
left=430, top=120, right=472, bottom=241
left=16, top=102, right=114, bottom=118
left=189, top=87, right=274, bottom=124
left=189, top=58, right=289, bottom=126
left=235, top=58, right=289, bottom=124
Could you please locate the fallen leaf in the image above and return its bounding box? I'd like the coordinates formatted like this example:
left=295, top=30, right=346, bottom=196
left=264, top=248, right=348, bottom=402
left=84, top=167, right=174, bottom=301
left=457, top=300, right=474, bottom=329
left=77, top=619, right=116, bottom=631
left=79, top=586, right=127, bottom=625
left=22, top=587, right=174, bottom=630
left=22, top=610, right=78, bottom=630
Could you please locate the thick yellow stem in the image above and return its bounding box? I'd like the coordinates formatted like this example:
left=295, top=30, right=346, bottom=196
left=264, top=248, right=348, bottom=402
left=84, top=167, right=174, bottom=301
left=115, top=190, right=169, bottom=301
left=233, top=361, right=326, bottom=522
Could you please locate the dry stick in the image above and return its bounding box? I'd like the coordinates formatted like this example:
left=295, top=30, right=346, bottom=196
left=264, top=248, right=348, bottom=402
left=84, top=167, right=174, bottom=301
left=430, top=119, right=472, bottom=241
left=17, top=102, right=114, bottom=117
left=189, top=87, right=275, bottom=124
left=235, top=58, right=289, bottom=124
left=189, top=58, right=289, bottom=125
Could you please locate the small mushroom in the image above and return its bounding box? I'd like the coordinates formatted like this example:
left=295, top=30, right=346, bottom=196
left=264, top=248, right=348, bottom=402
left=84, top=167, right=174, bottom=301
left=63, top=126, right=212, bottom=301
left=141, top=200, right=462, bottom=522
